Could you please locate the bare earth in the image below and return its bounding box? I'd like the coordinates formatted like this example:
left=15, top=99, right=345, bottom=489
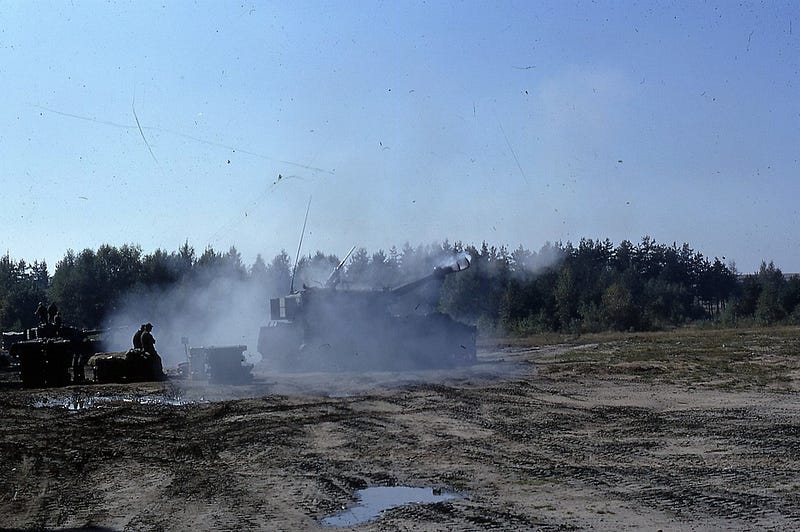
left=1, top=328, right=799, bottom=531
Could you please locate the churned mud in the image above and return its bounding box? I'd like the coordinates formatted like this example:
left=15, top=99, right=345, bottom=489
left=1, top=328, right=799, bottom=530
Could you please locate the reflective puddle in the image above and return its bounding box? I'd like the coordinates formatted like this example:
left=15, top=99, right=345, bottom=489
left=33, top=394, right=202, bottom=410
left=320, top=486, right=462, bottom=527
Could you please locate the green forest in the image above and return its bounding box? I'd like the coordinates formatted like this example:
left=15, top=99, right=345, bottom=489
left=1, top=237, right=799, bottom=334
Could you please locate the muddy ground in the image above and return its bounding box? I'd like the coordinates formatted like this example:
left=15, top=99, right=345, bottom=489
left=1, top=327, right=799, bottom=531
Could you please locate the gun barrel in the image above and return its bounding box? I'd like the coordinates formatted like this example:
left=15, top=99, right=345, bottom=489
left=390, top=255, right=471, bottom=297
left=81, top=328, right=107, bottom=337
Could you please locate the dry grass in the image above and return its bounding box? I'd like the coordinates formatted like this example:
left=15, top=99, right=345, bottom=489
left=489, top=326, right=800, bottom=391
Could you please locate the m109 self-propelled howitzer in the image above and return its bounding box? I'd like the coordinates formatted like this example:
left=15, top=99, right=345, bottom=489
left=257, top=254, right=476, bottom=371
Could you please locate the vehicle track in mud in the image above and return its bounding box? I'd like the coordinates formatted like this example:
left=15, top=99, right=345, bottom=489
left=1, top=328, right=799, bottom=530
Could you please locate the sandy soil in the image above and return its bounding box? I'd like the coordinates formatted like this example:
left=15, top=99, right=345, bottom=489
left=1, top=330, right=799, bottom=530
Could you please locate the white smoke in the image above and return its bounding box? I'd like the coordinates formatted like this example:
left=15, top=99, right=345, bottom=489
left=99, top=249, right=479, bottom=378
left=510, top=242, right=567, bottom=279
left=102, top=271, right=274, bottom=368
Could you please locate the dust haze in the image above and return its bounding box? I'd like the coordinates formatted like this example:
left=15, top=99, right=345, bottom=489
left=100, top=247, right=483, bottom=381
left=101, top=266, right=273, bottom=369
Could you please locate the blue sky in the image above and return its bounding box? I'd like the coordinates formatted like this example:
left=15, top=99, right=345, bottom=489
left=1, top=1, right=798, bottom=273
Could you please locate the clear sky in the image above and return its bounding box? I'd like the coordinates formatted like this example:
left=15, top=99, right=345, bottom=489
left=1, top=1, right=798, bottom=274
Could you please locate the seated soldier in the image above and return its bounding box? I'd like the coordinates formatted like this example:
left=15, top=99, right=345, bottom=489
left=141, top=323, right=158, bottom=356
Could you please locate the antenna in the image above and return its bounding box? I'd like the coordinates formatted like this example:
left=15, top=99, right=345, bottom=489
left=290, top=197, right=312, bottom=293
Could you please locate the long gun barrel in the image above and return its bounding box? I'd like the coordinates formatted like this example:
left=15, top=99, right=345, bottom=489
left=390, top=254, right=471, bottom=297
left=80, top=328, right=108, bottom=337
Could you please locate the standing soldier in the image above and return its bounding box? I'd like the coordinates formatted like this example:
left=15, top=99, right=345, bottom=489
left=72, top=350, right=86, bottom=384
left=47, top=302, right=59, bottom=324
left=132, top=324, right=146, bottom=349
left=36, top=302, right=48, bottom=325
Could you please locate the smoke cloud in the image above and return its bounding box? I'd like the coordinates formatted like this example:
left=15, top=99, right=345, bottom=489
left=100, top=249, right=479, bottom=382
left=102, top=269, right=274, bottom=369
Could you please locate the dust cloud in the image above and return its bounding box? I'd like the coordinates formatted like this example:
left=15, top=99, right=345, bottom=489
left=101, top=268, right=274, bottom=369
left=100, top=250, right=480, bottom=378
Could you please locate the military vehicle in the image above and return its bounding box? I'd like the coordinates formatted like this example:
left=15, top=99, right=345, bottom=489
left=7, top=323, right=105, bottom=387
left=4, top=321, right=165, bottom=387
left=257, top=253, right=477, bottom=371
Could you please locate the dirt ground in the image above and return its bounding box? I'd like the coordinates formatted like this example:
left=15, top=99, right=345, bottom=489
left=1, top=327, right=799, bottom=531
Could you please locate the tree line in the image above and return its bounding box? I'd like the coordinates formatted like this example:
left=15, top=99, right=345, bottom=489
left=1, top=237, right=799, bottom=334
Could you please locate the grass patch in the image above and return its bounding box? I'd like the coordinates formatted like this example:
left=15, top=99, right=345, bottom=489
left=488, top=326, right=800, bottom=389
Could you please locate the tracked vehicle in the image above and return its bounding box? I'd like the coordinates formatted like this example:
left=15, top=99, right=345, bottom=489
left=257, top=254, right=476, bottom=371
left=4, top=322, right=164, bottom=387
left=6, top=323, right=105, bottom=387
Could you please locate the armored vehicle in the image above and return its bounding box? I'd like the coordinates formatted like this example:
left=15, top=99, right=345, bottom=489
left=257, top=254, right=477, bottom=371
left=8, top=323, right=105, bottom=387
left=5, top=322, right=165, bottom=387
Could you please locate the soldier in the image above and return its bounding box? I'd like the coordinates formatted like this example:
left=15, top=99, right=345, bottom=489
left=139, top=322, right=164, bottom=380
left=53, top=312, right=63, bottom=332
left=72, top=351, right=86, bottom=384
left=132, top=324, right=146, bottom=349
left=35, top=302, right=48, bottom=324
left=47, top=302, right=59, bottom=324
left=141, top=323, right=158, bottom=356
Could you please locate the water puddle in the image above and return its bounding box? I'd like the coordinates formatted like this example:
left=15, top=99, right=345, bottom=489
left=32, top=394, right=203, bottom=410
left=320, top=486, right=462, bottom=527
